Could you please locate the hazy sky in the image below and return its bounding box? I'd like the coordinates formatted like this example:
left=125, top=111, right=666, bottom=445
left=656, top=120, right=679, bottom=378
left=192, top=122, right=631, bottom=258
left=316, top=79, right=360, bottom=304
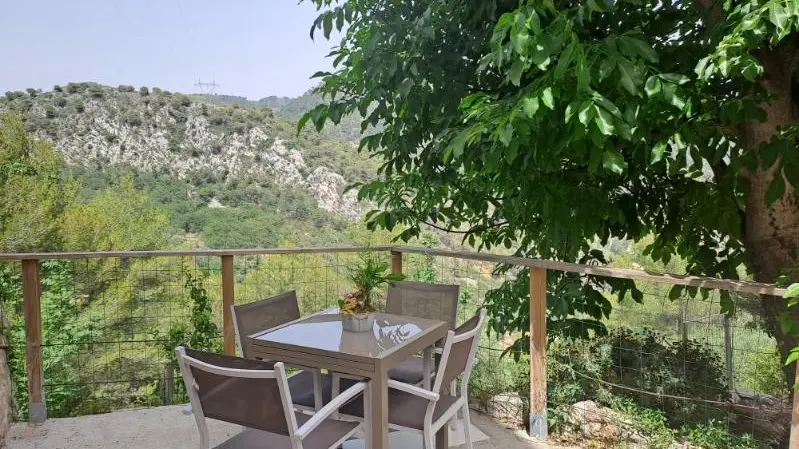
left=0, top=0, right=338, bottom=99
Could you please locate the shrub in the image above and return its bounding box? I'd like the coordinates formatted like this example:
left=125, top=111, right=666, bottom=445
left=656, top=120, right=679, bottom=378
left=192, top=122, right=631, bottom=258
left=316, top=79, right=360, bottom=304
left=87, top=85, right=104, bottom=98
left=54, top=97, right=67, bottom=108
left=26, top=88, right=38, bottom=97
left=117, top=85, right=135, bottom=93
left=45, top=106, right=57, bottom=119
left=124, top=112, right=142, bottom=127
left=74, top=101, right=85, bottom=113
left=53, top=85, right=63, bottom=93
left=739, top=350, right=788, bottom=397
left=139, top=86, right=149, bottom=96
left=549, top=328, right=730, bottom=429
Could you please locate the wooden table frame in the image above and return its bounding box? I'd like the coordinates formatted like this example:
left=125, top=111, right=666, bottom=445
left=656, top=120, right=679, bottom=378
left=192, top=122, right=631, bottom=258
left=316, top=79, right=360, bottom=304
left=249, top=310, right=450, bottom=449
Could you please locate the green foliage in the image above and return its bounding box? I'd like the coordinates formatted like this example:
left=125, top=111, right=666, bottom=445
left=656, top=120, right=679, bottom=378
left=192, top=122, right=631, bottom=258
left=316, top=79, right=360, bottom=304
left=549, top=328, right=729, bottom=429
left=160, top=270, right=221, bottom=369
left=342, top=252, right=404, bottom=313
left=485, top=250, right=640, bottom=356
left=0, top=112, right=70, bottom=252
left=62, top=174, right=170, bottom=251
left=302, top=0, right=799, bottom=379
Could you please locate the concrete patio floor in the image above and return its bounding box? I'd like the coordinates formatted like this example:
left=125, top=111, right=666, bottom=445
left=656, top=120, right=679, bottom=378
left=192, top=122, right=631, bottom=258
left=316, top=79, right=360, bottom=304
left=6, top=405, right=571, bottom=449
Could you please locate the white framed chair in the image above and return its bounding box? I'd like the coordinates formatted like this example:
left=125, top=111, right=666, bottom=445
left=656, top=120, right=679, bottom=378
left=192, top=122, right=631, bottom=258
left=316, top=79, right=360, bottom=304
left=340, top=308, right=487, bottom=449
left=176, top=346, right=366, bottom=449
left=231, top=291, right=330, bottom=411
left=385, top=281, right=460, bottom=389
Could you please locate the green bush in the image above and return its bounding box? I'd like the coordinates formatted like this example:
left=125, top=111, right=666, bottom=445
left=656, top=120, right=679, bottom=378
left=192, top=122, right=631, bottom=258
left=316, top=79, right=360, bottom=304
left=739, top=350, right=788, bottom=397
left=549, top=328, right=730, bottom=428
left=139, top=86, right=149, bottom=96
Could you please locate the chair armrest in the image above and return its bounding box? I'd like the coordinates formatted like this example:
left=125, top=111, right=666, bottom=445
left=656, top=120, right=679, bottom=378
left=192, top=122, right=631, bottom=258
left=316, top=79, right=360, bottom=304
left=295, top=381, right=367, bottom=439
left=388, top=379, right=439, bottom=402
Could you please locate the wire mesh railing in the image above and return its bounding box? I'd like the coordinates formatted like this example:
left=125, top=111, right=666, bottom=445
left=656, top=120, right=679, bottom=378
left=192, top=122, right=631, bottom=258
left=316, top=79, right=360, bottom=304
left=0, top=245, right=792, bottom=448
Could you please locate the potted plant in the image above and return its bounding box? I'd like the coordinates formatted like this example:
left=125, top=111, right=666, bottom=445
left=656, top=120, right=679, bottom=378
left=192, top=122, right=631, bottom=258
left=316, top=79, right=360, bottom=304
left=339, top=252, right=405, bottom=332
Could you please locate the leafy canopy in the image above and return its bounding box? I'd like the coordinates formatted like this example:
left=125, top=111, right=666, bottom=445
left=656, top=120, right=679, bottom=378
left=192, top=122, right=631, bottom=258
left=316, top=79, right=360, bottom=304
left=302, top=0, right=799, bottom=344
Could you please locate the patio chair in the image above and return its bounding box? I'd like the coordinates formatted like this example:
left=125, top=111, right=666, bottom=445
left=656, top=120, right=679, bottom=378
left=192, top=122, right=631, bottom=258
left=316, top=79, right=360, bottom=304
left=384, top=281, right=460, bottom=387
left=340, top=308, right=487, bottom=449
left=176, top=346, right=365, bottom=449
left=231, top=291, right=333, bottom=410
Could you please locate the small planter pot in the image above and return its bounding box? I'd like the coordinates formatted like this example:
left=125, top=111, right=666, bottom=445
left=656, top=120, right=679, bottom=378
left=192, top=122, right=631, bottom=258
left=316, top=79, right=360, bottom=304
left=341, top=313, right=375, bottom=332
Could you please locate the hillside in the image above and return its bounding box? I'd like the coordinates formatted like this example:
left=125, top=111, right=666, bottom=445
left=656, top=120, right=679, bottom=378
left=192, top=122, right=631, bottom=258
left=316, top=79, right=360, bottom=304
left=197, top=89, right=367, bottom=143
left=0, top=83, right=376, bottom=220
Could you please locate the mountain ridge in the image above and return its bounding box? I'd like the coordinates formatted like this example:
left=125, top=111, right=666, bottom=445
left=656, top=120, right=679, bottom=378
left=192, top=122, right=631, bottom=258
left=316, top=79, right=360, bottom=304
left=0, top=82, right=373, bottom=219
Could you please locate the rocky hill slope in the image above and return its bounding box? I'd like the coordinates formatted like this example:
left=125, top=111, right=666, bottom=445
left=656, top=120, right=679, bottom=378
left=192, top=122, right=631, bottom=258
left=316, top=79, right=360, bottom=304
left=0, top=83, right=373, bottom=219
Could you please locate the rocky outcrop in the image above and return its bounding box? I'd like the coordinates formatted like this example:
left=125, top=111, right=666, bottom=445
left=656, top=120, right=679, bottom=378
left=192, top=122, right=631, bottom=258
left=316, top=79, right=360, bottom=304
left=0, top=85, right=366, bottom=219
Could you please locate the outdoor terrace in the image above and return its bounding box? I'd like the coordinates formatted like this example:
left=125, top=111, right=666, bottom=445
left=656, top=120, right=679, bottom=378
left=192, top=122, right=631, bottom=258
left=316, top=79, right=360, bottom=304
left=0, top=246, right=793, bottom=448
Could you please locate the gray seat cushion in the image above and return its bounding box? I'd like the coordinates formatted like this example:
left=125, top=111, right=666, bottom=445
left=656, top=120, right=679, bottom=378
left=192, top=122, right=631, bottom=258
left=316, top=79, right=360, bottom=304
left=213, top=412, right=358, bottom=449
left=340, top=387, right=459, bottom=431
left=387, top=354, right=441, bottom=385
left=289, top=371, right=360, bottom=409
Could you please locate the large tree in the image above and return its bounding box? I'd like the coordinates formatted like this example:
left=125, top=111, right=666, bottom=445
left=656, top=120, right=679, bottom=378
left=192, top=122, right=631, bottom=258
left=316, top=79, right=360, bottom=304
left=302, top=0, right=799, bottom=375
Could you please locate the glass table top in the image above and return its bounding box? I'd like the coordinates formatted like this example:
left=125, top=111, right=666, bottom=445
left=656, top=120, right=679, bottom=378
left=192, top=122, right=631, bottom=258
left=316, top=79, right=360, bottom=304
left=251, top=309, right=445, bottom=359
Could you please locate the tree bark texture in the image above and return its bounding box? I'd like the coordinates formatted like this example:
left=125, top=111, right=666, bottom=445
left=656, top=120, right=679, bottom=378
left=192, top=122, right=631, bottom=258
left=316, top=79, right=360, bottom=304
left=740, top=42, right=799, bottom=384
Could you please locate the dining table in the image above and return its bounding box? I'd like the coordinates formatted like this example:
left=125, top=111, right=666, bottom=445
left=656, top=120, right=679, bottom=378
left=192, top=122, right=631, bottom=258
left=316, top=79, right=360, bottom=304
left=249, top=308, right=450, bottom=449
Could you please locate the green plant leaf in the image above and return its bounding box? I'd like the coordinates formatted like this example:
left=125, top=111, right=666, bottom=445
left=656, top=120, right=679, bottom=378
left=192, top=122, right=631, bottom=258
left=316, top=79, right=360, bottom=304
left=785, top=283, right=799, bottom=299
left=523, top=97, right=539, bottom=118
left=618, top=60, right=640, bottom=96
left=602, top=149, right=626, bottom=174
left=765, top=174, right=786, bottom=206
left=644, top=76, right=661, bottom=97
left=509, top=60, right=525, bottom=86
left=541, top=87, right=554, bottom=109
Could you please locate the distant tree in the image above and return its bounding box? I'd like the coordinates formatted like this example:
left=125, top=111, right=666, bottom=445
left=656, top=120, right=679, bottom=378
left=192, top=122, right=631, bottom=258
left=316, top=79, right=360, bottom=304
left=62, top=175, right=170, bottom=251
left=0, top=112, right=71, bottom=252
left=117, top=85, right=135, bottom=93
left=4, top=92, right=24, bottom=101
left=25, top=88, right=38, bottom=98
left=53, top=85, right=63, bottom=93
left=139, top=86, right=149, bottom=96
left=87, top=85, right=104, bottom=99
left=54, top=97, right=67, bottom=108
left=152, top=87, right=162, bottom=95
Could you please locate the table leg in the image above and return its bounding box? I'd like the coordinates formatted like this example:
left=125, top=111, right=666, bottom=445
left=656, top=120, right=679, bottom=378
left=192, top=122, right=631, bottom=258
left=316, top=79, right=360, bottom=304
left=367, top=368, right=389, bottom=449
left=422, top=347, right=432, bottom=390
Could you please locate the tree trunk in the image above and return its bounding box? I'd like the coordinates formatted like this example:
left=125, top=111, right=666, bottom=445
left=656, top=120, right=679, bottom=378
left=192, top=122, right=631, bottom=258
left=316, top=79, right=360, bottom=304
left=740, top=42, right=799, bottom=385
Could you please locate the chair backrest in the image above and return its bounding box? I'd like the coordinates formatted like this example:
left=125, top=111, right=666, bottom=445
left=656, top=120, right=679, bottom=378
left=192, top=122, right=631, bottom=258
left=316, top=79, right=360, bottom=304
left=432, top=309, right=487, bottom=394
left=385, top=281, right=460, bottom=329
left=232, top=290, right=301, bottom=358
left=177, top=347, right=297, bottom=437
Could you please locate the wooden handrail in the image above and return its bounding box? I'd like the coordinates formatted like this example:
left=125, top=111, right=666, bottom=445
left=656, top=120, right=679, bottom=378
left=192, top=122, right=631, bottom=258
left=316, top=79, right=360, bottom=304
left=0, top=245, right=395, bottom=261
left=393, top=246, right=787, bottom=296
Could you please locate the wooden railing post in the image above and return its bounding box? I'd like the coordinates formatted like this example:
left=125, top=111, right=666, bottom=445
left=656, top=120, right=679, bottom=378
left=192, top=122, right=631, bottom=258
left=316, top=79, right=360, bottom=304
left=390, top=250, right=402, bottom=275
left=529, top=267, right=547, bottom=438
left=221, top=255, right=235, bottom=356
left=22, top=259, right=45, bottom=422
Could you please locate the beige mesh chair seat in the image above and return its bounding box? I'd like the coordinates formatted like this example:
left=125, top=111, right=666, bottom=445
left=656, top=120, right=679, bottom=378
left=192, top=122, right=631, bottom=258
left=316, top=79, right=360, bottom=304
left=232, top=291, right=335, bottom=410
left=177, top=347, right=364, bottom=449
left=385, top=281, right=459, bottom=387
left=341, top=309, right=487, bottom=449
